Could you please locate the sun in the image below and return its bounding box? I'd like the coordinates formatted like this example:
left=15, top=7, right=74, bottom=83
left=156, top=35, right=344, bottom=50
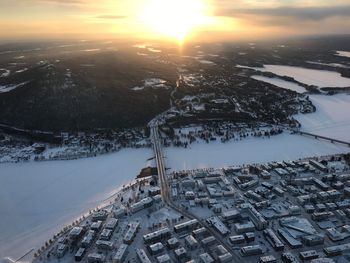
left=139, top=0, right=211, bottom=43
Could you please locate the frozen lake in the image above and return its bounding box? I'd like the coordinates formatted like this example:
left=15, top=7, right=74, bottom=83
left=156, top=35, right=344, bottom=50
left=295, top=94, right=350, bottom=142
left=165, top=132, right=349, bottom=171
left=238, top=64, right=350, bottom=88
left=251, top=75, right=307, bottom=93
left=0, top=148, right=152, bottom=260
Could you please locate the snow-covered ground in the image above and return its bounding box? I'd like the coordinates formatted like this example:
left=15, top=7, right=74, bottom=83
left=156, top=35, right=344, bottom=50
left=198, top=59, right=216, bottom=65
left=0, top=148, right=152, bottom=260
left=0, top=82, right=28, bottom=93
left=0, top=68, right=10, bottom=78
left=295, top=94, right=350, bottom=142
left=237, top=64, right=350, bottom=88
left=165, top=132, right=349, bottom=171
left=251, top=75, right=307, bottom=93
left=132, top=78, right=168, bottom=91
left=307, top=61, right=350, bottom=69
left=336, top=51, right=350, bottom=58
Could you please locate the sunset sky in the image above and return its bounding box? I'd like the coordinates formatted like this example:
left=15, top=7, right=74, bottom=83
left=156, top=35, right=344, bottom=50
left=0, top=0, right=349, bottom=42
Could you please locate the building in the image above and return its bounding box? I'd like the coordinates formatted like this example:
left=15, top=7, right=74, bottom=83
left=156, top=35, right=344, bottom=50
left=299, top=250, right=319, bottom=261
left=91, top=221, right=103, bottom=231
left=100, top=229, right=112, bottom=241
left=156, top=254, right=171, bottom=263
left=69, top=227, right=85, bottom=240
left=143, top=228, right=171, bottom=244
left=199, top=253, right=214, bottom=263
left=206, top=216, right=230, bottom=236
left=95, top=240, right=113, bottom=250
left=148, top=242, right=164, bottom=255
left=185, top=235, right=199, bottom=249
left=229, top=235, right=245, bottom=244
left=260, top=256, right=277, bottom=263
left=167, top=237, right=180, bottom=249
left=87, top=253, right=105, bottom=263
left=234, top=221, right=255, bottom=234
left=264, top=229, right=284, bottom=251
left=130, top=197, right=153, bottom=213
left=241, top=203, right=268, bottom=230
left=278, top=228, right=302, bottom=249
left=114, top=207, right=127, bottom=218
left=92, top=210, right=108, bottom=222
left=222, top=209, right=240, bottom=221
left=136, top=249, right=152, bottom=263
left=123, top=221, right=140, bottom=244
left=105, top=218, right=118, bottom=230
left=192, top=227, right=208, bottom=239
left=174, top=247, right=188, bottom=261
left=281, top=252, right=300, bottom=263
left=75, top=248, right=86, bottom=262
left=81, top=230, right=95, bottom=248
left=241, top=245, right=263, bottom=256
left=112, top=244, right=128, bottom=263
left=148, top=186, right=161, bottom=196
left=201, top=236, right=216, bottom=247
left=174, top=219, right=199, bottom=233
left=57, top=244, right=67, bottom=258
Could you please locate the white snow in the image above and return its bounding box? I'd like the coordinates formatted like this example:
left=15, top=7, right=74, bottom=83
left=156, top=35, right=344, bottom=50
left=148, top=47, right=161, bottom=53
left=144, top=78, right=166, bottom=87
left=0, top=82, right=28, bottom=93
left=336, top=51, right=350, bottom=58
left=295, top=94, right=350, bottom=142
left=0, top=68, right=10, bottom=78
left=237, top=64, right=350, bottom=88
left=0, top=148, right=152, bottom=260
left=198, top=60, right=216, bottom=65
left=79, top=49, right=100, bottom=52
left=251, top=75, right=307, bottom=93
left=131, top=86, right=145, bottom=91
left=131, top=79, right=167, bottom=91
left=15, top=68, right=28, bottom=73
left=307, top=61, right=350, bottom=69
left=165, top=132, right=349, bottom=171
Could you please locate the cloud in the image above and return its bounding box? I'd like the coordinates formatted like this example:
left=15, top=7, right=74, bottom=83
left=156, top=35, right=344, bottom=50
left=32, top=0, right=86, bottom=4
left=94, top=15, right=127, bottom=20
left=217, top=5, right=350, bottom=21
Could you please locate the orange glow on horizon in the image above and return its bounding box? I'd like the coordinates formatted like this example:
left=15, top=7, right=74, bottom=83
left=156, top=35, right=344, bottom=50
left=138, top=0, right=214, bottom=44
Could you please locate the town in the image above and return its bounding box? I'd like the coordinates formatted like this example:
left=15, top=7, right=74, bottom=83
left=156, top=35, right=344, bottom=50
left=34, top=152, right=350, bottom=263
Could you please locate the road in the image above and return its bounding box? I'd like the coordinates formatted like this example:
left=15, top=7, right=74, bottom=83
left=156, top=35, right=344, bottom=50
left=149, top=120, right=239, bottom=260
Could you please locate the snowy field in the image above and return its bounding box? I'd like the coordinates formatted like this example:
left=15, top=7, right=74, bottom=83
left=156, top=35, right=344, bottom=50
left=295, top=94, right=350, bottom=142
left=237, top=64, right=350, bottom=88
left=165, top=132, right=349, bottom=171
left=0, top=148, right=152, bottom=261
left=251, top=75, right=307, bottom=93
left=336, top=51, right=350, bottom=58
left=0, top=82, right=28, bottom=93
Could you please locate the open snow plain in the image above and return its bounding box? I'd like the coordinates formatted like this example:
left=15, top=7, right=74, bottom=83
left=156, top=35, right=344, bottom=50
left=0, top=148, right=152, bottom=261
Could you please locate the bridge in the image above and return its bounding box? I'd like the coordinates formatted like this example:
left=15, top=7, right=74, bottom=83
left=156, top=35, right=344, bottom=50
left=149, top=120, right=239, bottom=260
left=292, top=130, right=350, bottom=147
